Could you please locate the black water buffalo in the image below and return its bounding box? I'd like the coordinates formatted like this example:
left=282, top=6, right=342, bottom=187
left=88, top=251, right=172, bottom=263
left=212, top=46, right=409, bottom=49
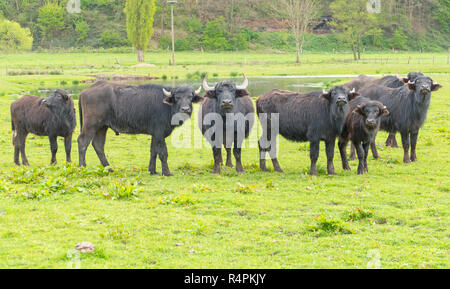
left=199, top=74, right=254, bottom=174
left=339, top=97, right=389, bottom=174
left=359, top=76, right=442, bottom=163
left=10, top=90, right=76, bottom=165
left=78, top=81, right=202, bottom=176
left=257, top=86, right=359, bottom=175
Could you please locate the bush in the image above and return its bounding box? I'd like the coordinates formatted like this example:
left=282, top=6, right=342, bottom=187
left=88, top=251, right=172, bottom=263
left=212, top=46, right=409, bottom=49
left=0, top=19, right=33, bottom=51
left=100, top=30, right=128, bottom=48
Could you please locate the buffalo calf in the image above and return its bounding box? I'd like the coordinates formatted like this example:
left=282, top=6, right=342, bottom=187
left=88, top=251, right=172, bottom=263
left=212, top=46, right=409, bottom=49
left=339, top=98, right=388, bottom=174
left=10, top=90, right=76, bottom=165
left=257, top=86, right=359, bottom=175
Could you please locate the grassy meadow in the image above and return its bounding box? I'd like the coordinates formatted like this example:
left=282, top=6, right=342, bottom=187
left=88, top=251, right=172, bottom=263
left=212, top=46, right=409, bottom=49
left=0, top=51, right=448, bottom=268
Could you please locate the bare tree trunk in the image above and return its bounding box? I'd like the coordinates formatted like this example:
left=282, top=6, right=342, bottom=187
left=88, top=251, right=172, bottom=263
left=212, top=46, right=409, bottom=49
left=357, top=35, right=361, bottom=60
left=352, top=42, right=357, bottom=61
left=137, top=49, right=144, bottom=62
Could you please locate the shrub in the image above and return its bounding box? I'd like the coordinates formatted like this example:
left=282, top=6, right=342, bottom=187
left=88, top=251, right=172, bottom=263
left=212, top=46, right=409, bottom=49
left=0, top=19, right=33, bottom=52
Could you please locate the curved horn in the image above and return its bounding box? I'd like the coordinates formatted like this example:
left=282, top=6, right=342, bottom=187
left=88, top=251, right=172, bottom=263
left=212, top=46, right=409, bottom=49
left=203, top=78, right=214, bottom=92
left=195, top=86, right=202, bottom=95
left=162, top=88, right=172, bottom=97
left=236, top=73, right=249, bottom=90
left=322, top=89, right=328, bottom=94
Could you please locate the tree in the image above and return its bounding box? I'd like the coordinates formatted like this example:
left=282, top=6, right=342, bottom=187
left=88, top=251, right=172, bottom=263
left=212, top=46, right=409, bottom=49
left=275, top=0, right=319, bottom=63
left=330, top=0, right=378, bottom=60
left=37, top=1, right=64, bottom=46
left=124, top=0, right=156, bottom=62
left=0, top=19, right=33, bottom=51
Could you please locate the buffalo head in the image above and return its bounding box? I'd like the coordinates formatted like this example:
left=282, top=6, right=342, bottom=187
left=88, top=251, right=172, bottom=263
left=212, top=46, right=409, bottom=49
left=41, top=89, right=72, bottom=113
left=406, top=76, right=442, bottom=102
left=354, top=101, right=389, bottom=129
left=203, top=74, right=249, bottom=112
left=321, top=86, right=359, bottom=108
left=162, top=85, right=202, bottom=115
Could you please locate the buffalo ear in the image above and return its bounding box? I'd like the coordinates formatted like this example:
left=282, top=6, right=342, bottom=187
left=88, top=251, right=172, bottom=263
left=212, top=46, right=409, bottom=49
left=353, top=104, right=364, bottom=116
left=401, top=78, right=409, bottom=84
left=349, top=91, right=360, bottom=101
left=320, top=90, right=331, bottom=101
left=163, top=96, right=174, bottom=106
left=193, top=95, right=204, bottom=103
left=204, top=90, right=216, bottom=99
left=62, top=93, right=69, bottom=101
left=236, top=89, right=250, bottom=98
left=381, top=105, right=389, bottom=116
left=407, top=82, right=416, bottom=91
left=432, top=83, right=442, bottom=92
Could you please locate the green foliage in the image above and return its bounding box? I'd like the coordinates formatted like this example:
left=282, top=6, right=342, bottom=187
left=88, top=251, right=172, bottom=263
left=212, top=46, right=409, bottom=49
left=203, top=17, right=229, bottom=51
left=124, top=0, right=156, bottom=50
left=0, top=19, right=33, bottom=52
left=101, top=30, right=128, bottom=48
left=74, top=20, right=90, bottom=44
left=37, top=1, right=65, bottom=43
left=308, top=215, right=354, bottom=235
left=390, top=29, right=408, bottom=50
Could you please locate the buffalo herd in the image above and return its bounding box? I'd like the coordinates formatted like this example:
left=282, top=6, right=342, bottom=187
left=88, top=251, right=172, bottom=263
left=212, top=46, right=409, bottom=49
left=10, top=72, right=442, bottom=175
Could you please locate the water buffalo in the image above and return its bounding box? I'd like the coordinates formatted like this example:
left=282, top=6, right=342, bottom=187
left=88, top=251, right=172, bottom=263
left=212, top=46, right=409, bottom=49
left=10, top=90, right=76, bottom=165
left=257, top=86, right=359, bottom=175
left=359, top=76, right=442, bottom=163
left=199, top=74, right=254, bottom=174
left=339, top=97, right=389, bottom=174
left=78, top=81, right=202, bottom=176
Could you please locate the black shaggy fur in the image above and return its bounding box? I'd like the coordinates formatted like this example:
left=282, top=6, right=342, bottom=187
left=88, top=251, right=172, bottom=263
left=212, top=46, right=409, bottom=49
left=359, top=76, right=442, bottom=163
left=10, top=90, right=76, bottom=165
left=199, top=81, right=254, bottom=174
left=256, top=86, right=359, bottom=175
left=78, top=81, right=203, bottom=176
left=339, top=97, right=389, bottom=175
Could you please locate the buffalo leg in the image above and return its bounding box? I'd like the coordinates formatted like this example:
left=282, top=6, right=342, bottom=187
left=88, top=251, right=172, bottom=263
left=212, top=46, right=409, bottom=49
left=350, top=143, right=357, bottom=161
left=370, top=141, right=379, bottom=159
left=270, top=139, right=283, bottom=173
left=212, top=147, right=222, bottom=174
left=77, top=128, right=96, bottom=167
left=401, top=132, right=411, bottom=163
left=225, top=147, right=233, bottom=168
left=49, top=135, right=58, bottom=164
left=325, top=139, right=336, bottom=175
left=410, top=132, right=419, bottom=162
left=386, top=133, right=399, bottom=148
left=258, top=139, right=268, bottom=172
left=355, top=143, right=365, bottom=175
left=92, top=127, right=112, bottom=171
left=233, top=139, right=245, bottom=173
left=15, top=131, right=29, bottom=166
left=64, top=135, right=72, bottom=163
left=14, top=146, right=20, bottom=166
left=339, top=139, right=351, bottom=171
left=363, top=142, right=370, bottom=173
left=157, top=139, right=172, bottom=176
left=149, top=138, right=158, bottom=175
left=309, top=140, right=320, bottom=176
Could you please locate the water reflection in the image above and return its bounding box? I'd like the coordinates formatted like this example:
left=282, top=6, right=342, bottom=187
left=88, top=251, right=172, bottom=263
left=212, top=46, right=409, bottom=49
left=33, top=76, right=354, bottom=99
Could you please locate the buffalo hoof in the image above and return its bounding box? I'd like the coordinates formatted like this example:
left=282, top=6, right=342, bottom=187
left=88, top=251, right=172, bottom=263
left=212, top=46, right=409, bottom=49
left=274, top=168, right=284, bottom=173
left=107, top=168, right=115, bottom=173
left=226, top=162, right=233, bottom=168
left=343, top=164, right=351, bottom=171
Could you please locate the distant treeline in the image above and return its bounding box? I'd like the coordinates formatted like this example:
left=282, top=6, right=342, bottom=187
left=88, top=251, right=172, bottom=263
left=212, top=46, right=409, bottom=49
left=0, top=0, right=448, bottom=52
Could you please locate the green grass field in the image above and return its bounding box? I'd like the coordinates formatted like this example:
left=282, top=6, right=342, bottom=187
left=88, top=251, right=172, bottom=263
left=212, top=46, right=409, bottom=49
left=0, top=51, right=448, bottom=268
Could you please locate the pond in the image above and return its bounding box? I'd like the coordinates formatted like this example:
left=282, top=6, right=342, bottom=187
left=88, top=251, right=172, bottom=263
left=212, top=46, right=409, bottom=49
left=33, top=75, right=357, bottom=99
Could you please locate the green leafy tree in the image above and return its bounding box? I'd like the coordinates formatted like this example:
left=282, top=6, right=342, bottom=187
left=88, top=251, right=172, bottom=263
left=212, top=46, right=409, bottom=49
left=0, top=19, right=33, bottom=51
left=124, top=0, right=156, bottom=62
left=203, top=17, right=229, bottom=50
left=37, top=1, right=65, bottom=47
left=330, top=0, right=379, bottom=60
left=390, top=29, right=408, bottom=51
left=75, top=20, right=90, bottom=44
